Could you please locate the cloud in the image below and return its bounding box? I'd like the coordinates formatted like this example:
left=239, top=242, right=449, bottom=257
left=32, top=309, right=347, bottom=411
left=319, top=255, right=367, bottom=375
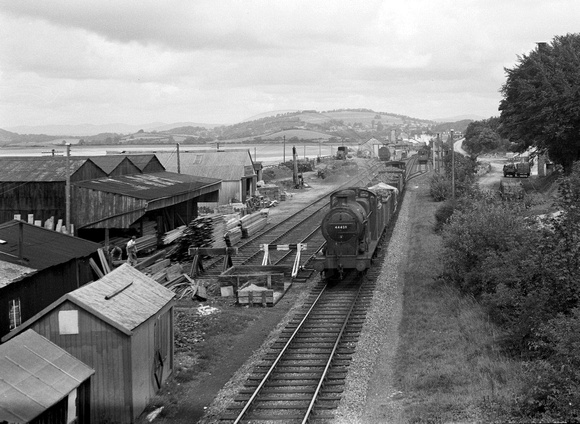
left=1, top=0, right=580, bottom=126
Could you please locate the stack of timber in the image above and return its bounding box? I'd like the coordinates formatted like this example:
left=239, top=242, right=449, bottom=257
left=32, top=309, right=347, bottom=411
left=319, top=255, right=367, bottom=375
left=139, top=255, right=207, bottom=300
left=258, top=184, right=280, bottom=201
left=135, top=234, right=157, bottom=254
left=239, top=210, right=269, bottom=238
left=169, top=214, right=232, bottom=262
left=223, top=213, right=242, bottom=246
left=162, top=225, right=187, bottom=245
left=142, top=220, right=157, bottom=236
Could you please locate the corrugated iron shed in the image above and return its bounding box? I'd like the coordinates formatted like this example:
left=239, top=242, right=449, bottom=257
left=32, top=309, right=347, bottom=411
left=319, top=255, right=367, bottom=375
left=0, top=220, right=100, bottom=273
left=0, top=156, right=100, bottom=182
left=156, top=150, right=256, bottom=181
left=73, top=171, right=220, bottom=201
left=0, top=329, right=94, bottom=423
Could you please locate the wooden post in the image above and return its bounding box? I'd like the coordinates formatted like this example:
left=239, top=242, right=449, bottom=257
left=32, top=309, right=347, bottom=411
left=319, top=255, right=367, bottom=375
left=65, top=143, right=71, bottom=231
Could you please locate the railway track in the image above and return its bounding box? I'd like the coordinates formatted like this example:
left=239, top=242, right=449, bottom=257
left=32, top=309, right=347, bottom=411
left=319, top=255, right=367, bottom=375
left=208, top=159, right=405, bottom=423
left=220, top=273, right=375, bottom=423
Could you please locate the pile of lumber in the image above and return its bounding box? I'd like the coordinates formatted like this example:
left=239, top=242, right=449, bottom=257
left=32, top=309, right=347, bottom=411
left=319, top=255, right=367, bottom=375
left=258, top=185, right=280, bottom=201
left=240, top=210, right=268, bottom=239
left=139, top=256, right=207, bottom=300
left=169, top=214, right=231, bottom=262
left=136, top=234, right=157, bottom=253
left=162, top=225, right=186, bottom=245
left=223, top=213, right=242, bottom=246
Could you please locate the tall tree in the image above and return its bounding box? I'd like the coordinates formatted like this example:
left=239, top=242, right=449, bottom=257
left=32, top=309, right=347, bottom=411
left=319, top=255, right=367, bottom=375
left=499, top=34, right=580, bottom=173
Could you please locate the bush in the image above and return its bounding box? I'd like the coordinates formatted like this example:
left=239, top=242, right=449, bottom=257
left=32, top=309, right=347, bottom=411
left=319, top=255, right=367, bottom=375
left=430, top=173, right=451, bottom=201
left=433, top=201, right=455, bottom=232
left=437, top=161, right=580, bottom=420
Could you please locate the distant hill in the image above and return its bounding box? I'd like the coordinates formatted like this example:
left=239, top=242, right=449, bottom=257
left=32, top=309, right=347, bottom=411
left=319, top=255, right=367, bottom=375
left=432, top=114, right=487, bottom=123
left=1, top=108, right=477, bottom=147
left=0, top=128, right=18, bottom=143
left=5, top=121, right=221, bottom=136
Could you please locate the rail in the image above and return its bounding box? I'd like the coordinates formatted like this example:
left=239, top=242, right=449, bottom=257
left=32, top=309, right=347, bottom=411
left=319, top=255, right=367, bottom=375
left=232, top=284, right=328, bottom=424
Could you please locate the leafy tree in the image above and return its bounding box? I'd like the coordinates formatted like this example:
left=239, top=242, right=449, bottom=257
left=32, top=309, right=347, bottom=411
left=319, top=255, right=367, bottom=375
left=499, top=34, right=580, bottom=173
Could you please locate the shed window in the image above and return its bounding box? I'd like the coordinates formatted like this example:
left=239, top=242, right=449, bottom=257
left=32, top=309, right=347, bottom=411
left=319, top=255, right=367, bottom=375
left=8, top=298, right=21, bottom=330
left=59, top=310, right=79, bottom=335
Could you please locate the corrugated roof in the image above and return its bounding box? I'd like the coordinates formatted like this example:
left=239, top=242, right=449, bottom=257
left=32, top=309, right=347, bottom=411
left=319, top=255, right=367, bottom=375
left=125, top=154, right=164, bottom=171
left=67, top=264, right=175, bottom=334
left=84, top=155, right=128, bottom=174
left=0, top=261, right=36, bottom=289
left=156, top=151, right=255, bottom=181
left=0, top=220, right=100, bottom=275
left=0, top=156, right=93, bottom=182
left=0, top=329, right=94, bottom=423
left=73, top=171, right=221, bottom=200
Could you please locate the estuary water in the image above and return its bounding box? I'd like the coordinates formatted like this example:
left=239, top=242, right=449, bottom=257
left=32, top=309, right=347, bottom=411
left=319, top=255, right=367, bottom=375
left=0, top=142, right=340, bottom=166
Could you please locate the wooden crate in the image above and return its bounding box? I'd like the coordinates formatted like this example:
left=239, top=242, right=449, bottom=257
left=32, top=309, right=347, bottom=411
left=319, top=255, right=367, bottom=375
left=218, top=265, right=292, bottom=306
left=237, top=285, right=274, bottom=306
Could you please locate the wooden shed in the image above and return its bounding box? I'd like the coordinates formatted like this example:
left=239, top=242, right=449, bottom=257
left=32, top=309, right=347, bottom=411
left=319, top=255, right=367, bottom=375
left=0, top=220, right=101, bottom=340
left=73, top=171, right=221, bottom=240
left=0, top=329, right=94, bottom=424
left=156, top=150, right=257, bottom=205
left=2, top=264, right=176, bottom=424
left=0, top=156, right=107, bottom=225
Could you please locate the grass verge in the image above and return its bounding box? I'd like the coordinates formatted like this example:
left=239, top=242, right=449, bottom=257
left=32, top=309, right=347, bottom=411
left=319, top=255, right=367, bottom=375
left=393, top=185, right=524, bottom=423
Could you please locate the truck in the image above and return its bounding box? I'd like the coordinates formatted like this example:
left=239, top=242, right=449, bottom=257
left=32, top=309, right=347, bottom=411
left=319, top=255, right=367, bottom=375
left=503, top=161, right=530, bottom=178
left=516, top=162, right=531, bottom=177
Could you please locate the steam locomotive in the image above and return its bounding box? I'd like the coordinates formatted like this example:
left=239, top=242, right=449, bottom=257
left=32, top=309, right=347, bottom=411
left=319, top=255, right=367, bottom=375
left=311, top=169, right=403, bottom=278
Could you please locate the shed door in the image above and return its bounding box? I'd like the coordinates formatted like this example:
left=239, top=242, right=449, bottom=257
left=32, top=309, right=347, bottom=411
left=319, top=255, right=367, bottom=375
left=153, top=312, right=170, bottom=390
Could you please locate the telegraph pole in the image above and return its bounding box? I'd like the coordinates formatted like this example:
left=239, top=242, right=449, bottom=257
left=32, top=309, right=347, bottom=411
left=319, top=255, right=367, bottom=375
left=283, top=136, right=286, bottom=163
left=65, top=143, right=71, bottom=233
left=451, top=129, right=455, bottom=201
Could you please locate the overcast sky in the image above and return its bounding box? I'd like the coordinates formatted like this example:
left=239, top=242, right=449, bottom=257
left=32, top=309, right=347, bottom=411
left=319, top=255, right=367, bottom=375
left=1, top=0, right=578, bottom=128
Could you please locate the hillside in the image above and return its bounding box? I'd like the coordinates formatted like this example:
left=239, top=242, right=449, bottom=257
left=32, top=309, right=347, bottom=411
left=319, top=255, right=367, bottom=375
left=1, top=109, right=474, bottom=147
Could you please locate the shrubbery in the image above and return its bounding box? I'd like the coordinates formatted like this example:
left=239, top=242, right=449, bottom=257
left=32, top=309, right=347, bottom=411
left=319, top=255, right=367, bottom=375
left=437, top=162, right=580, bottom=421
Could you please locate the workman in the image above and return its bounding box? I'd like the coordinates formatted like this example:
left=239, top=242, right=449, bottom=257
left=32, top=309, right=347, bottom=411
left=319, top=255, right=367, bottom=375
left=126, top=236, right=138, bottom=266
left=109, top=243, right=123, bottom=262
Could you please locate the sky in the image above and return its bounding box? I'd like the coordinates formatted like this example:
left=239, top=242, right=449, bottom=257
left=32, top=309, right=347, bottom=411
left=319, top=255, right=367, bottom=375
left=1, top=0, right=579, bottom=129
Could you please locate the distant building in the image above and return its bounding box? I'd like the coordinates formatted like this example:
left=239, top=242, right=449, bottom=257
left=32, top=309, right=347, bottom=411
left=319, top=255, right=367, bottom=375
left=2, top=264, right=176, bottom=424
left=156, top=149, right=257, bottom=205
left=0, top=329, right=94, bottom=424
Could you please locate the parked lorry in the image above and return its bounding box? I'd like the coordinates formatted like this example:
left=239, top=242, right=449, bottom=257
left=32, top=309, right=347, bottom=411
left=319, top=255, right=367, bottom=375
left=503, top=161, right=530, bottom=178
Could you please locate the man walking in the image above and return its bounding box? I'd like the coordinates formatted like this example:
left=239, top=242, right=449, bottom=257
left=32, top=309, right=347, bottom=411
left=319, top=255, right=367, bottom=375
left=126, top=236, right=138, bottom=266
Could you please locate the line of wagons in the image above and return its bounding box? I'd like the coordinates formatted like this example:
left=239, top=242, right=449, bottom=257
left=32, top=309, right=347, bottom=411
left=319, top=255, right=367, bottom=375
left=311, top=161, right=405, bottom=279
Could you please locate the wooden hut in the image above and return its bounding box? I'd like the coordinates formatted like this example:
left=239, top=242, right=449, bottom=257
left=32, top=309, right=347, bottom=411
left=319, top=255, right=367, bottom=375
left=0, top=156, right=107, bottom=226
left=0, top=329, right=94, bottom=424
left=0, top=220, right=101, bottom=340
left=2, top=264, right=176, bottom=424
